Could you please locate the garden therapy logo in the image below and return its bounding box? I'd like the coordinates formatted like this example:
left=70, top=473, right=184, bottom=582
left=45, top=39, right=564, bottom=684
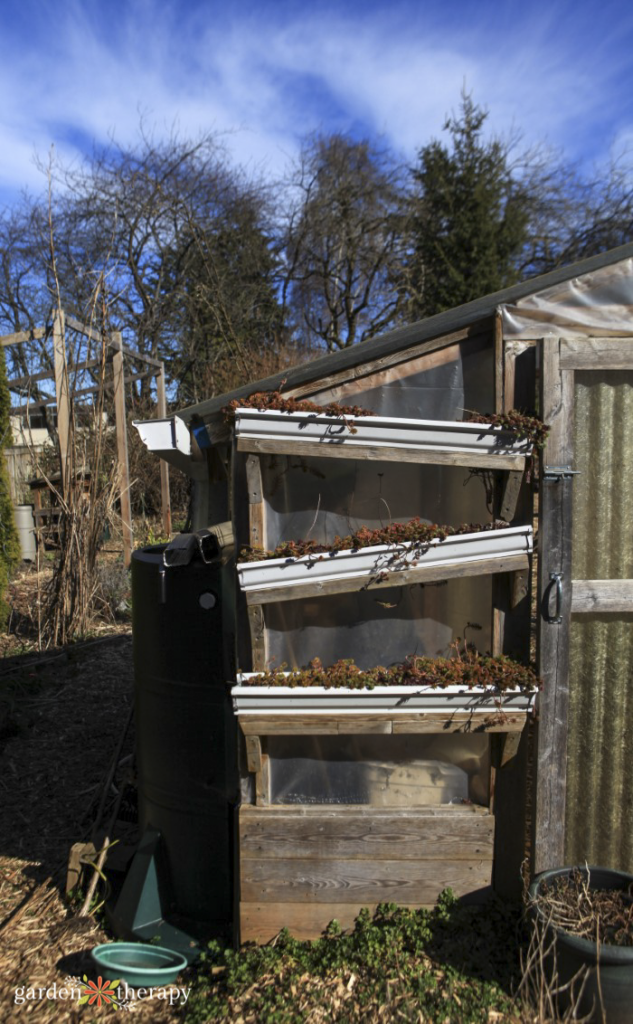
left=13, top=977, right=191, bottom=1009
left=78, top=975, right=122, bottom=1009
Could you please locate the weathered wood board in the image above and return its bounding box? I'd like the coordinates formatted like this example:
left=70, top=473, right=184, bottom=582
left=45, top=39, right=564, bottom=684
left=237, top=712, right=530, bottom=736
left=237, top=435, right=525, bottom=470
left=239, top=805, right=494, bottom=941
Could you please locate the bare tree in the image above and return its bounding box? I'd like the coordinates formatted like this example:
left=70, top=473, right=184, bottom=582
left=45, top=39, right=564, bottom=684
left=51, top=128, right=244, bottom=375
left=281, top=134, right=408, bottom=351
left=0, top=126, right=294, bottom=406
left=165, top=188, right=293, bottom=405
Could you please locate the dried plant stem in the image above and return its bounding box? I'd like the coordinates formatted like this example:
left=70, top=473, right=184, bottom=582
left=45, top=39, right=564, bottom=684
left=79, top=785, right=126, bottom=918
left=90, top=703, right=134, bottom=844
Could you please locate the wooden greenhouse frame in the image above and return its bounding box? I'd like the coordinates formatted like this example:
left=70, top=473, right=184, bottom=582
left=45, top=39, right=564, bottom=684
left=135, top=241, right=633, bottom=943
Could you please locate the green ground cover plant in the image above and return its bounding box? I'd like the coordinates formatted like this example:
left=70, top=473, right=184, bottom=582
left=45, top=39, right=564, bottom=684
left=185, top=891, right=525, bottom=1023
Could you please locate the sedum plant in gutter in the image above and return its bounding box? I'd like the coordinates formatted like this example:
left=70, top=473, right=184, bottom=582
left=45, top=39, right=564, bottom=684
left=238, top=518, right=512, bottom=563
left=224, top=388, right=549, bottom=450
left=239, top=645, right=541, bottom=695
left=466, top=409, right=550, bottom=451
left=223, top=390, right=375, bottom=426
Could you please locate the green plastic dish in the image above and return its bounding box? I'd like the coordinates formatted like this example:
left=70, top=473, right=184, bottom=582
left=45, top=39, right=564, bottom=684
left=90, top=942, right=187, bottom=986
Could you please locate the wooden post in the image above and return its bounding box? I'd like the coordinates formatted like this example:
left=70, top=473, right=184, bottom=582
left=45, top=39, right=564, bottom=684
left=112, top=332, right=133, bottom=567
left=52, top=308, right=71, bottom=497
left=534, top=337, right=573, bottom=873
left=245, top=454, right=267, bottom=670
left=494, top=311, right=504, bottom=414
left=491, top=311, right=507, bottom=657
left=156, top=363, right=172, bottom=539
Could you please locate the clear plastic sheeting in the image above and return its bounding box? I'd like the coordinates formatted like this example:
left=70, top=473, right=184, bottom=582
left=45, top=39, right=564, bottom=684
left=258, top=398, right=494, bottom=669
left=265, top=578, right=491, bottom=667
left=501, top=259, right=633, bottom=340
left=259, top=337, right=493, bottom=551
left=261, top=457, right=491, bottom=552
left=330, top=337, right=493, bottom=419
left=267, top=734, right=490, bottom=807
left=251, top=330, right=495, bottom=670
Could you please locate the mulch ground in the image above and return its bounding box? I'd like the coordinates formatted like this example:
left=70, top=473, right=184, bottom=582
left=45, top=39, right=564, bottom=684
left=0, top=565, right=188, bottom=1021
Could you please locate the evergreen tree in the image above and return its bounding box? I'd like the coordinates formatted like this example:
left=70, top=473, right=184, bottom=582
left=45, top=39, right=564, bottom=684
left=407, top=93, right=532, bottom=319
left=0, top=348, right=20, bottom=629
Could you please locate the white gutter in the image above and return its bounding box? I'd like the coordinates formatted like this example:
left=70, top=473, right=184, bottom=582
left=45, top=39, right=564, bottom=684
left=133, top=415, right=207, bottom=480
left=231, top=675, right=535, bottom=715
left=234, top=409, right=531, bottom=466
left=237, top=525, right=533, bottom=596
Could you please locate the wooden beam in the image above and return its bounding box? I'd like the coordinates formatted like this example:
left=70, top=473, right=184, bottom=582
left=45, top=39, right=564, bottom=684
left=65, top=315, right=165, bottom=368
left=499, top=471, right=524, bottom=523
left=494, top=311, right=504, bottom=414
left=9, top=357, right=108, bottom=390
left=64, top=314, right=104, bottom=344
left=9, top=367, right=56, bottom=389
left=244, top=735, right=263, bottom=774
left=0, top=326, right=48, bottom=346
left=156, top=364, right=172, bottom=538
left=245, top=454, right=265, bottom=548
left=240, top=854, right=493, bottom=905
left=118, top=344, right=163, bottom=369
left=10, top=400, right=55, bottom=415
left=571, top=579, right=633, bottom=613
left=503, top=342, right=536, bottom=413
left=255, top=754, right=270, bottom=807
left=52, top=309, right=71, bottom=496
left=244, top=453, right=267, bottom=669
left=247, top=604, right=267, bottom=672
left=560, top=337, right=633, bottom=370
left=240, top=805, right=494, bottom=862
left=535, top=337, right=574, bottom=873
left=510, top=567, right=529, bottom=609
left=491, top=315, right=516, bottom=664
left=491, top=572, right=506, bottom=659
left=237, top=711, right=530, bottom=736
left=499, top=338, right=536, bottom=660
left=237, top=436, right=526, bottom=472
left=238, top=901, right=430, bottom=943
left=10, top=370, right=153, bottom=414
left=244, top=552, right=530, bottom=606
left=112, top=332, right=133, bottom=567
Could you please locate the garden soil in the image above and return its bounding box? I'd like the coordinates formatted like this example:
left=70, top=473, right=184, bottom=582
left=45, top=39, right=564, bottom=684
left=0, top=566, right=185, bottom=1022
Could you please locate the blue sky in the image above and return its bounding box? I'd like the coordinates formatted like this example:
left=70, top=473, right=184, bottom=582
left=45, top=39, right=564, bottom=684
left=1, top=0, right=632, bottom=205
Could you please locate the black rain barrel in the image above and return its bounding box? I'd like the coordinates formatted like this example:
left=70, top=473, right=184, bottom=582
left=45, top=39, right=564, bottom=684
left=132, top=544, right=237, bottom=929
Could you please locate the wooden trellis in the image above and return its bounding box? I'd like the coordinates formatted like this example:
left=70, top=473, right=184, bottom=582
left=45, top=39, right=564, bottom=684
left=1, top=308, right=171, bottom=565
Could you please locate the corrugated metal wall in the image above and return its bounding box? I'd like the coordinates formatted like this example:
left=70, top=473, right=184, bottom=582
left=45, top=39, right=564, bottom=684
left=565, top=370, right=633, bottom=869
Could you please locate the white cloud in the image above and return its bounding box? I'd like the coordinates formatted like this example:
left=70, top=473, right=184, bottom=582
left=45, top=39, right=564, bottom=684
left=0, top=0, right=632, bottom=204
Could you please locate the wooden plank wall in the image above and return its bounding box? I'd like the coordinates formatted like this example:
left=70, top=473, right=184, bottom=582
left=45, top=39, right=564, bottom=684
left=239, top=805, right=494, bottom=942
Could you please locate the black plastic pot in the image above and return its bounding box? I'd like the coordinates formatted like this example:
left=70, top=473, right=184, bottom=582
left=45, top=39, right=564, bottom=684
left=529, top=866, right=633, bottom=1023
